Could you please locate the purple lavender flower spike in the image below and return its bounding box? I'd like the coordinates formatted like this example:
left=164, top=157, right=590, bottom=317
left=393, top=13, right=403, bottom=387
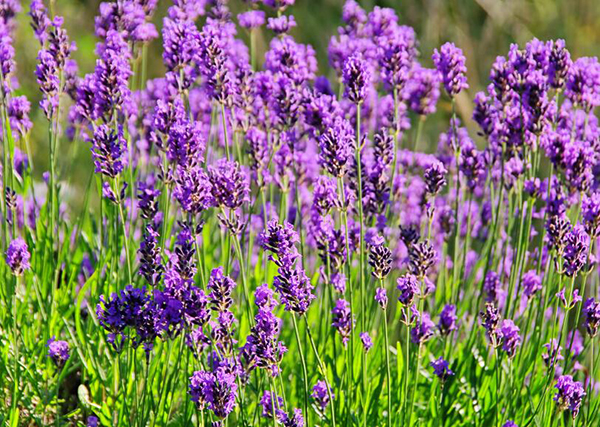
left=403, top=65, right=441, bottom=116
left=8, top=96, right=33, bottom=139
left=189, top=367, right=238, bottom=418
left=267, top=15, right=296, bottom=35
left=238, top=10, right=265, bottom=29
left=47, top=337, right=70, bottom=367
left=375, top=287, right=388, bottom=310
left=360, top=332, right=373, bottom=352
left=91, top=124, right=126, bottom=178
left=29, top=0, right=50, bottom=44
left=311, top=380, right=333, bottom=411
left=554, top=375, right=585, bottom=418
left=432, top=42, right=468, bottom=97
left=498, top=319, right=521, bottom=358
left=368, top=244, right=392, bottom=280
left=582, top=192, right=600, bottom=237
left=332, top=299, right=353, bottom=346
left=521, top=270, right=542, bottom=299
left=565, top=57, right=600, bottom=112
left=259, top=390, right=285, bottom=419
left=6, top=237, right=31, bottom=275
left=542, top=339, right=564, bottom=367
left=563, top=225, right=589, bottom=277
left=207, top=159, right=249, bottom=210
left=502, top=422, right=518, bottom=427
left=583, top=298, right=600, bottom=337
left=343, top=55, right=371, bottom=104
left=438, top=304, right=458, bottom=336
left=431, top=357, right=454, bottom=381
left=318, top=117, right=354, bottom=178
left=411, top=312, right=435, bottom=344
left=424, top=161, right=447, bottom=195
left=87, top=416, right=99, bottom=427
left=397, top=274, right=420, bottom=306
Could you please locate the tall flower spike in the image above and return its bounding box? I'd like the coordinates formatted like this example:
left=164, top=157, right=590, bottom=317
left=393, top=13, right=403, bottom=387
left=6, top=237, right=31, bottom=276
left=91, top=124, right=126, bottom=178
left=318, top=116, right=354, bottom=178
left=332, top=299, right=353, bottom=346
left=342, top=55, right=371, bottom=104
left=432, top=42, right=468, bottom=97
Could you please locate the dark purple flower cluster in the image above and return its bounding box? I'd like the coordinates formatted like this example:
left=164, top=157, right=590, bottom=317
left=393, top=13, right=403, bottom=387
left=241, top=284, right=287, bottom=377
left=432, top=42, right=468, bottom=97
left=554, top=375, right=585, bottom=418
left=5, top=237, right=31, bottom=276
left=189, top=367, right=238, bottom=418
left=430, top=357, right=454, bottom=381
left=332, top=299, right=353, bottom=346
left=47, top=337, right=70, bottom=367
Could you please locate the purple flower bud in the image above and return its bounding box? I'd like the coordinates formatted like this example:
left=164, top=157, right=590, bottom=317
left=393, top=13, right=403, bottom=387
left=47, top=337, right=70, bottom=367
left=359, top=332, right=373, bottom=352
left=411, top=311, right=435, bottom=344
left=554, top=375, right=585, bottom=418
left=374, top=287, right=388, bottom=309
left=432, top=42, right=468, bottom=97
left=259, top=390, right=285, bottom=419
left=238, top=10, right=265, bottom=29
left=91, top=124, right=127, bottom=178
left=498, top=319, right=521, bottom=358
left=563, top=225, right=589, bottom=277
left=318, top=117, right=355, bottom=178
left=566, top=57, right=600, bottom=112
left=343, top=55, right=371, bottom=104
left=521, top=270, right=542, bottom=298
left=583, top=297, right=600, bottom=337
left=267, top=15, right=296, bottom=35
left=542, top=339, right=564, bottom=367
left=6, top=237, right=31, bottom=275
left=438, top=304, right=458, bottom=336
left=424, top=161, right=447, bottom=195
left=332, top=299, right=353, bottom=346
left=189, top=367, right=238, bottom=418
left=397, top=274, right=420, bottom=306
left=208, top=159, right=249, bottom=210
left=403, top=65, right=441, bottom=116
left=311, top=380, right=333, bottom=410
left=430, top=357, right=454, bottom=381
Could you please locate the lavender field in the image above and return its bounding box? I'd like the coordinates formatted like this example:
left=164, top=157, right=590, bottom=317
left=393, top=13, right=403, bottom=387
left=2, top=0, right=600, bottom=426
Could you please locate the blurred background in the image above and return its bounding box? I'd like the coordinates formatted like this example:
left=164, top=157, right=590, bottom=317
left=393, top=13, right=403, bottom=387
left=10, top=0, right=600, bottom=202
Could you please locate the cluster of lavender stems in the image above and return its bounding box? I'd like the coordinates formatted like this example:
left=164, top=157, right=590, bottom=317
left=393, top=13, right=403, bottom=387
left=4, top=1, right=600, bottom=427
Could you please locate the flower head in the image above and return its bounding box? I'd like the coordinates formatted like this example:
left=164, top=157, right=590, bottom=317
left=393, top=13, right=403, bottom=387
left=343, top=55, right=371, bottom=104
left=6, top=238, right=31, bottom=275
left=360, top=332, right=373, bottom=352
left=311, top=380, right=333, bottom=411
left=332, top=299, right=353, bottom=346
left=431, top=357, right=454, bottom=381
left=47, top=337, right=70, bottom=367
left=554, top=375, right=585, bottom=418
left=432, top=42, right=468, bottom=96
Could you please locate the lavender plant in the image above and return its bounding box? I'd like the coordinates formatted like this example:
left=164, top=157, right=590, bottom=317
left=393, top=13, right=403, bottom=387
left=3, top=2, right=600, bottom=427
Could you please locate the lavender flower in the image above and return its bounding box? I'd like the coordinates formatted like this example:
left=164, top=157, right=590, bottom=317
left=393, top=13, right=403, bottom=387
left=563, top=225, right=589, bottom=277
left=360, top=332, right=373, bottom=352
left=332, top=299, right=353, bottom=346
left=91, top=124, right=126, bottom=178
left=319, top=117, right=354, bottom=178
left=432, top=42, right=468, bottom=97
left=438, top=304, right=458, bottom=336
left=267, top=15, right=296, bottom=34
left=259, top=220, right=300, bottom=257
left=565, top=57, right=600, bottom=112
left=424, top=161, right=447, bottom=195
left=403, top=65, right=441, bottom=116
left=430, top=357, right=454, bottom=381
left=480, top=303, right=500, bottom=347
left=238, top=10, right=265, bottom=29
left=47, top=337, right=70, bottom=367
left=502, top=422, right=518, bottom=427
left=87, top=416, right=99, bottom=427
left=554, top=375, right=585, bottom=418
left=542, top=339, right=564, bottom=367
left=259, top=390, right=285, bottom=419
left=521, top=270, right=542, bottom=298
left=375, top=287, right=388, bottom=309
left=582, top=192, right=600, bottom=237
left=498, top=319, right=521, bottom=358
left=411, top=312, right=435, bottom=344
left=207, top=159, right=249, bottom=209
left=397, top=274, right=420, bottom=306
left=6, top=237, right=31, bottom=275
left=343, top=55, right=371, bottom=104
left=311, top=380, right=332, bottom=411
left=368, top=244, right=392, bottom=279
left=583, top=298, right=600, bottom=337
left=189, top=367, right=238, bottom=418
